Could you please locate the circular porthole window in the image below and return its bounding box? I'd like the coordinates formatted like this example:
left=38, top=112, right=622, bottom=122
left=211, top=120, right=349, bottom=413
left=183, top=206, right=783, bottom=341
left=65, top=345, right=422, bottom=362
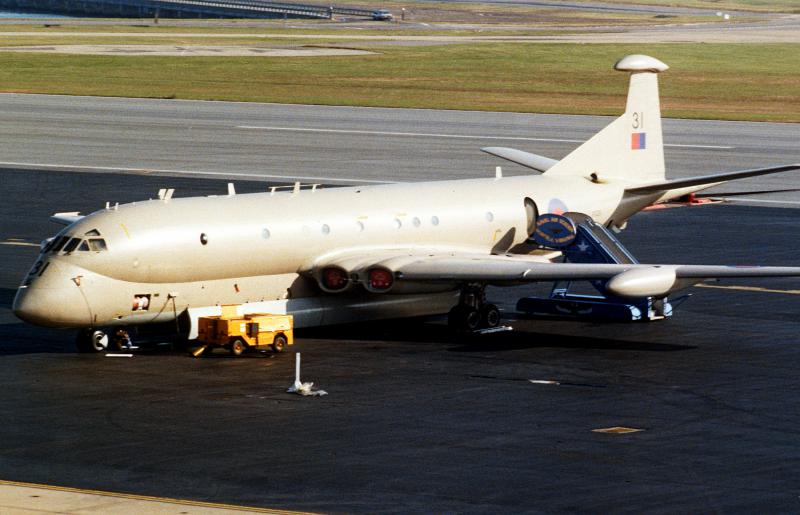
left=200, top=233, right=208, bottom=245
left=322, top=224, right=331, bottom=235
left=394, top=219, right=402, bottom=229
left=413, top=217, right=421, bottom=227
left=486, top=212, right=494, bottom=222
left=356, top=221, right=365, bottom=232
left=431, top=216, right=440, bottom=226
left=262, top=228, right=270, bottom=240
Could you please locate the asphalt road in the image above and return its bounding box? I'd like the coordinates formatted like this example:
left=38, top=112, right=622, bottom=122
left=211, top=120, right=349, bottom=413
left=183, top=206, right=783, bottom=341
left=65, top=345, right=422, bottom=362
left=2, top=168, right=800, bottom=513
left=0, top=94, right=798, bottom=203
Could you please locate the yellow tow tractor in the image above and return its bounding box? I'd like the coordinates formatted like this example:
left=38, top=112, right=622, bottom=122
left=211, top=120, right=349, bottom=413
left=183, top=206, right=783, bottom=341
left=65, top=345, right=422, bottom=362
left=193, top=305, right=294, bottom=357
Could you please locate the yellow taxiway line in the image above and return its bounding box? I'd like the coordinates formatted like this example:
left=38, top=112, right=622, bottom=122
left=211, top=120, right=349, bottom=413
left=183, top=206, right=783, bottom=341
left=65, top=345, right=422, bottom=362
left=0, top=479, right=316, bottom=515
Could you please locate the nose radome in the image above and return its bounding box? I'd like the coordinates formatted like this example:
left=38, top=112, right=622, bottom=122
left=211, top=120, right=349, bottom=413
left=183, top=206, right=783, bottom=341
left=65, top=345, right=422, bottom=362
left=13, top=283, right=90, bottom=328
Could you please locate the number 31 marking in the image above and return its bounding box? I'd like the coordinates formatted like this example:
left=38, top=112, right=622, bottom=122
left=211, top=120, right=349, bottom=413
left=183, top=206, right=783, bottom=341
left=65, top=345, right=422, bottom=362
left=632, top=112, right=644, bottom=129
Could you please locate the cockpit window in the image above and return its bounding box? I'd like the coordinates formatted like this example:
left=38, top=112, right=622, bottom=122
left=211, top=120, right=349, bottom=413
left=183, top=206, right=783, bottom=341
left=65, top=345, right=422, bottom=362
left=85, top=229, right=101, bottom=237
left=50, top=236, right=69, bottom=253
left=88, top=239, right=107, bottom=252
left=62, top=238, right=81, bottom=254
left=78, top=241, right=90, bottom=251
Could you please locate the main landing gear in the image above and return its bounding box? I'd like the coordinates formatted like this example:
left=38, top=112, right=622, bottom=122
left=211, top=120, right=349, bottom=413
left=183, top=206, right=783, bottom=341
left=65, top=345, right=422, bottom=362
left=448, top=284, right=501, bottom=332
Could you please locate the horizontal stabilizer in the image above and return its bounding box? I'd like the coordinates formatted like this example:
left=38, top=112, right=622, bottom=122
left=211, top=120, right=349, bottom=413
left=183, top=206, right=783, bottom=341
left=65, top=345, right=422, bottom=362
left=625, top=164, right=800, bottom=194
left=50, top=212, right=84, bottom=226
left=481, top=147, right=558, bottom=173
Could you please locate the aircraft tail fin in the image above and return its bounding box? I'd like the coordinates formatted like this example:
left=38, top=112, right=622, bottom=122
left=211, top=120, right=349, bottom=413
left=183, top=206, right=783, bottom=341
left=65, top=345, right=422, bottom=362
left=544, top=55, right=668, bottom=184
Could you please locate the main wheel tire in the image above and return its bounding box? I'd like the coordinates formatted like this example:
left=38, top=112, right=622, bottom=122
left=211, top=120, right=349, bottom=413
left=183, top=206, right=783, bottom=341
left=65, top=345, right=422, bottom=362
left=76, top=329, right=108, bottom=353
left=448, top=306, right=482, bottom=332
left=481, top=304, right=501, bottom=328
left=230, top=338, right=246, bottom=356
left=271, top=334, right=287, bottom=353
left=464, top=308, right=482, bottom=331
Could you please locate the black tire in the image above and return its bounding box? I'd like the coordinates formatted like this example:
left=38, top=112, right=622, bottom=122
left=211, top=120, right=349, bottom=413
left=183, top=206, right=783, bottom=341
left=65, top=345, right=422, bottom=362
left=230, top=338, right=246, bottom=356
left=481, top=304, right=501, bottom=328
left=76, top=329, right=108, bottom=353
left=448, top=306, right=481, bottom=332
left=271, top=334, right=287, bottom=353
left=464, top=308, right=482, bottom=331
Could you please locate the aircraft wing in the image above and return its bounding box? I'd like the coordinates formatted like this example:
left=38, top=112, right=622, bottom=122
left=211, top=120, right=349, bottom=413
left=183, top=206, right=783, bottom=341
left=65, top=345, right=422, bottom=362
left=395, top=257, right=800, bottom=282
left=311, top=250, right=800, bottom=298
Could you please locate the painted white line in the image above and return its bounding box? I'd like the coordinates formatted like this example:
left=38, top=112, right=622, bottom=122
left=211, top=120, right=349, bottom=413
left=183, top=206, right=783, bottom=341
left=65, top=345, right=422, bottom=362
left=0, top=241, right=39, bottom=247
left=238, top=125, right=585, bottom=143
left=236, top=126, right=734, bottom=149
left=717, top=197, right=800, bottom=205
left=529, top=379, right=560, bottom=385
left=0, top=161, right=396, bottom=184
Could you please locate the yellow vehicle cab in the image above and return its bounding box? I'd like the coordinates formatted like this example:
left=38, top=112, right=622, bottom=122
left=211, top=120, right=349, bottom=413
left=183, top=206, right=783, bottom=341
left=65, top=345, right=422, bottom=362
left=194, top=305, right=294, bottom=357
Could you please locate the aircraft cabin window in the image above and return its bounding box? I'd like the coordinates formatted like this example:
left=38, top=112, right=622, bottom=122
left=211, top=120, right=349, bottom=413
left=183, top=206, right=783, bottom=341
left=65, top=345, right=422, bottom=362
left=412, top=217, right=421, bottom=227
left=50, top=236, right=69, bottom=253
left=431, top=216, right=440, bottom=226
left=322, top=224, right=330, bottom=235
left=88, top=239, right=107, bottom=252
left=78, top=241, right=90, bottom=252
left=62, top=238, right=81, bottom=253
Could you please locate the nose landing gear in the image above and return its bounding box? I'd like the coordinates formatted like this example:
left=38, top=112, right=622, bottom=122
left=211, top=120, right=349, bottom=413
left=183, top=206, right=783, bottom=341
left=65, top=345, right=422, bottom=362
left=448, top=284, right=501, bottom=332
left=76, top=328, right=135, bottom=352
left=76, top=328, right=109, bottom=353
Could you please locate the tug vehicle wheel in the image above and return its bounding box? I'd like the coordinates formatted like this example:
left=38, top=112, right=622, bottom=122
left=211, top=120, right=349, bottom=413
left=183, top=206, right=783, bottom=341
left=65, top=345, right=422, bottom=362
left=76, top=329, right=109, bottom=353
left=271, top=334, right=287, bottom=353
left=230, top=338, right=246, bottom=356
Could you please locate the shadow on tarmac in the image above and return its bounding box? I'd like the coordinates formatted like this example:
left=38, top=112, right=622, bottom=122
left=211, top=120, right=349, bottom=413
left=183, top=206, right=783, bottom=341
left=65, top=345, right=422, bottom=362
left=299, top=317, right=696, bottom=353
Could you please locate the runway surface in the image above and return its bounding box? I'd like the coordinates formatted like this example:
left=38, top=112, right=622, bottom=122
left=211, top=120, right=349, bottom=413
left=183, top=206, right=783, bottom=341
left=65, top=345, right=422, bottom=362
left=2, top=167, right=800, bottom=512
left=2, top=96, right=800, bottom=512
left=1, top=94, right=798, bottom=202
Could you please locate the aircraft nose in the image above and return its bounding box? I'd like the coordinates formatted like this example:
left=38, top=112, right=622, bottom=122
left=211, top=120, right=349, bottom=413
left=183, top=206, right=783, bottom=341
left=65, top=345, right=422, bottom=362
left=13, top=282, right=91, bottom=328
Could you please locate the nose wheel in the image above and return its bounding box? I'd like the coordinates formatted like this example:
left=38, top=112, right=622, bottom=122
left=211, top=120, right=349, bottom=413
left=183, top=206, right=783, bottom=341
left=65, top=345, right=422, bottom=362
left=448, top=284, right=501, bottom=332
left=76, top=329, right=109, bottom=353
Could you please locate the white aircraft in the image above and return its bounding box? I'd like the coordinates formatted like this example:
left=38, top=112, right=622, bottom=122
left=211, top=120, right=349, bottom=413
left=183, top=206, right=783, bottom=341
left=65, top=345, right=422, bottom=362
left=12, top=54, right=800, bottom=352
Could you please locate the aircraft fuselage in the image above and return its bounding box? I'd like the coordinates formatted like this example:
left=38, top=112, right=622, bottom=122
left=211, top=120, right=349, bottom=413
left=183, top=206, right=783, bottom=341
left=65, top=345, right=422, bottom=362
left=13, top=174, right=624, bottom=331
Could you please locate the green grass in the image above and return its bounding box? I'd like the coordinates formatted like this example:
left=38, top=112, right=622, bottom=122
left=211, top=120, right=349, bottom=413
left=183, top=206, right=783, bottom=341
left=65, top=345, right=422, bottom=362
left=570, top=0, right=800, bottom=13
left=0, top=43, right=798, bottom=122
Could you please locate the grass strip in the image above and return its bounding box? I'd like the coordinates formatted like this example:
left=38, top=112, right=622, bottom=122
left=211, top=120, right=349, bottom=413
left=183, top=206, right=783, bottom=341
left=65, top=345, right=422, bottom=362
left=0, top=43, right=797, bottom=122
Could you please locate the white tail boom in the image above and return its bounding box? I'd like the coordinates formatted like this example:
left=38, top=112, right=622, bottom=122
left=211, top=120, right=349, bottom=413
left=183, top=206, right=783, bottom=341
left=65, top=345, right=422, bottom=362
left=544, top=54, right=668, bottom=185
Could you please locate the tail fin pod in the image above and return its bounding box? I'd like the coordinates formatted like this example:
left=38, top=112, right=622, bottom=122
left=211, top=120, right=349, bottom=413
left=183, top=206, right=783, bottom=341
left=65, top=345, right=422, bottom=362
left=544, top=55, right=668, bottom=184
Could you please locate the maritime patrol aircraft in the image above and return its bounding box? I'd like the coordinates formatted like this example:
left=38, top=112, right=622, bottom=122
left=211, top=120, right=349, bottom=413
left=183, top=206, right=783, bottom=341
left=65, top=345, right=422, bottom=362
left=12, top=54, right=800, bottom=351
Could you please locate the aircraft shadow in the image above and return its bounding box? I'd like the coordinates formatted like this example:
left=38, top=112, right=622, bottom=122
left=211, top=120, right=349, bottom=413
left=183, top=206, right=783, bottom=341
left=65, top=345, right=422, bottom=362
left=298, top=317, right=695, bottom=353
